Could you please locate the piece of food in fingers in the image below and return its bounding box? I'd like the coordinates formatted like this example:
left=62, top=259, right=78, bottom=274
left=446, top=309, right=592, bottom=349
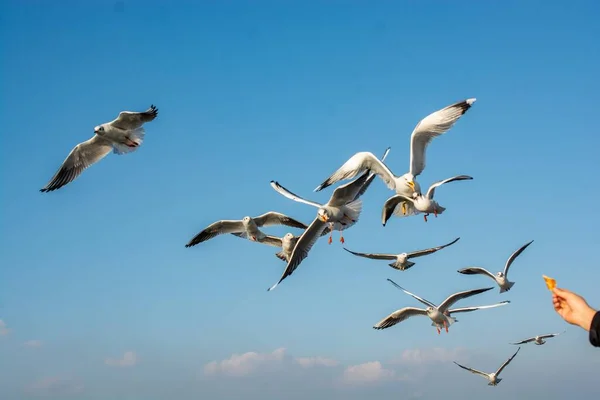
left=543, top=275, right=556, bottom=291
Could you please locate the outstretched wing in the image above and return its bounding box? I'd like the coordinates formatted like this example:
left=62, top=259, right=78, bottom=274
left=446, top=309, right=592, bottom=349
left=109, top=105, right=159, bottom=130
left=381, top=194, right=414, bottom=226
left=456, top=266, right=497, bottom=280
left=343, top=248, right=397, bottom=261
left=509, top=337, right=536, bottom=345
left=425, top=175, right=473, bottom=199
left=538, top=331, right=565, bottom=340
left=267, top=217, right=327, bottom=291
left=437, top=287, right=494, bottom=313
left=407, top=237, right=460, bottom=258
left=387, top=278, right=437, bottom=308
left=495, top=347, right=520, bottom=376
left=40, top=135, right=113, bottom=192
left=448, top=300, right=510, bottom=314
left=372, top=307, right=428, bottom=330
left=270, top=181, right=322, bottom=208
left=503, top=240, right=534, bottom=277
left=185, top=220, right=245, bottom=247
left=353, top=147, right=391, bottom=200
left=409, top=98, right=476, bottom=177
left=253, top=212, right=308, bottom=229
left=453, top=361, right=490, bottom=379
left=314, top=151, right=398, bottom=192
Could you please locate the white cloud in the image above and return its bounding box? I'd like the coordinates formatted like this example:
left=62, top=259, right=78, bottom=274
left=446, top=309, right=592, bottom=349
left=105, top=351, right=137, bottom=367
left=26, top=376, right=84, bottom=396
left=341, top=361, right=395, bottom=385
left=294, top=356, right=339, bottom=368
left=0, top=319, right=10, bottom=335
left=24, top=340, right=43, bottom=348
left=204, top=347, right=287, bottom=377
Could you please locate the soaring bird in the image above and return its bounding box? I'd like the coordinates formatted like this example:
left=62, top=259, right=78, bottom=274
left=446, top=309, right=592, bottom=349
left=381, top=175, right=473, bottom=224
left=313, top=98, right=477, bottom=215
left=40, top=105, right=159, bottom=192
left=457, top=240, right=534, bottom=293
left=373, top=279, right=506, bottom=334
left=185, top=212, right=308, bottom=248
left=510, top=331, right=565, bottom=346
left=453, top=347, right=520, bottom=386
left=343, top=237, right=460, bottom=271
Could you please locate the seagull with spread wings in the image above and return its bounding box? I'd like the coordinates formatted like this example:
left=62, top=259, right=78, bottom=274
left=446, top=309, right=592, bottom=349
left=313, top=98, right=476, bottom=216
left=457, top=240, right=534, bottom=293
left=243, top=228, right=332, bottom=263
left=510, top=331, right=565, bottom=346
left=373, top=279, right=508, bottom=334
left=453, top=348, right=520, bottom=386
left=184, top=212, right=308, bottom=248
left=343, top=237, right=460, bottom=271
left=40, top=105, right=159, bottom=192
left=381, top=175, right=473, bottom=224
left=267, top=170, right=376, bottom=291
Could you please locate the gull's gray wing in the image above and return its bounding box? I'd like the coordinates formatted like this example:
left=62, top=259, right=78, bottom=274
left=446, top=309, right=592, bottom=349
left=267, top=217, right=328, bottom=291
left=409, top=98, right=476, bottom=177
left=185, top=219, right=245, bottom=247
left=372, top=307, right=428, bottom=330
left=495, top=347, right=520, bottom=376
left=40, top=135, right=114, bottom=192
left=407, top=237, right=460, bottom=258
left=353, top=147, right=391, bottom=200
left=327, top=170, right=371, bottom=207
left=503, top=240, right=534, bottom=277
left=252, top=212, right=309, bottom=229
left=448, top=300, right=510, bottom=314
left=425, top=175, right=473, bottom=200
left=270, top=181, right=322, bottom=208
left=437, top=287, right=494, bottom=313
left=453, top=361, right=490, bottom=379
left=387, top=278, right=437, bottom=308
left=509, top=337, right=536, bottom=345
left=538, top=331, right=565, bottom=339
left=457, top=266, right=497, bottom=280
left=108, top=105, right=158, bottom=130
left=343, top=248, right=397, bottom=261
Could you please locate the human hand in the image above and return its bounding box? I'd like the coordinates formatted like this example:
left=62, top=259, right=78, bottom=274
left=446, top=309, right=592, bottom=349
left=552, top=287, right=596, bottom=331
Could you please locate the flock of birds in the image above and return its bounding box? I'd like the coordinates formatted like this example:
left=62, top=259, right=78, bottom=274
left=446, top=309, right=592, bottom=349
left=39, top=98, right=564, bottom=387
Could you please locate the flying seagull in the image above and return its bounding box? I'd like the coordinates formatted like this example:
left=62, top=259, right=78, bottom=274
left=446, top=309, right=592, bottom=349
left=457, top=240, right=534, bottom=293
left=343, top=237, right=460, bottom=271
left=453, top=347, right=520, bottom=386
left=313, top=98, right=476, bottom=210
left=243, top=228, right=332, bottom=263
left=267, top=170, right=375, bottom=291
left=40, top=105, right=159, bottom=192
left=510, top=331, right=565, bottom=345
left=381, top=175, right=473, bottom=224
left=373, top=279, right=504, bottom=334
left=185, top=212, right=308, bottom=248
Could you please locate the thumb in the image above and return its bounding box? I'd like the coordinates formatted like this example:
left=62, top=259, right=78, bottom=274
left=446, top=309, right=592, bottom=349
left=553, top=287, right=571, bottom=298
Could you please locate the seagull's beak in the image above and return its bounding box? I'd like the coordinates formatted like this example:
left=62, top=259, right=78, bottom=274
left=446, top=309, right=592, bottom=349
left=319, top=214, right=328, bottom=222
left=407, top=181, right=415, bottom=190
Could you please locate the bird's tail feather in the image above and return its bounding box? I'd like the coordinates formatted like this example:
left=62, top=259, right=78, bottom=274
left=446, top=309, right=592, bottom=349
left=112, top=127, right=146, bottom=155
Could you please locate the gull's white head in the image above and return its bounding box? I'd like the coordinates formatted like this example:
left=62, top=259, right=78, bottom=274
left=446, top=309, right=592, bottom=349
left=426, top=306, right=435, bottom=313
left=284, top=233, right=294, bottom=239
left=242, top=216, right=252, bottom=225
left=94, top=125, right=105, bottom=135
left=317, top=208, right=329, bottom=222
left=496, top=272, right=504, bottom=278
left=403, top=174, right=416, bottom=191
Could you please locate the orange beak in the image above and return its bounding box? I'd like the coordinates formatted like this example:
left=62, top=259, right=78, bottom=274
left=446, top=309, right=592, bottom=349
left=318, top=214, right=329, bottom=222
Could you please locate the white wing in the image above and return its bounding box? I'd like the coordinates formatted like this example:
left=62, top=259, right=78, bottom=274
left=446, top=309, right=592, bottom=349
left=386, top=279, right=437, bottom=308
left=495, top=347, right=520, bottom=376
left=425, top=175, right=473, bottom=200
left=108, top=105, right=159, bottom=130
left=538, top=331, right=565, bottom=339
left=40, top=135, right=113, bottom=192
left=509, top=337, right=536, bottom=345
left=456, top=266, right=497, bottom=280
left=270, top=181, right=322, bottom=208
left=407, top=237, right=460, bottom=258
left=353, top=147, right=391, bottom=200
left=372, top=307, right=428, bottom=330
left=343, top=248, right=397, bottom=261
left=453, top=361, right=490, bottom=379
left=185, top=219, right=245, bottom=247
left=381, top=194, right=415, bottom=226
left=267, top=217, right=328, bottom=291
left=314, top=151, right=398, bottom=192
left=448, top=300, right=510, bottom=314
left=409, top=98, right=476, bottom=176
left=503, top=240, right=534, bottom=277
left=437, top=287, right=494, bottom=313
left=252, top=212, right=309, bottom=229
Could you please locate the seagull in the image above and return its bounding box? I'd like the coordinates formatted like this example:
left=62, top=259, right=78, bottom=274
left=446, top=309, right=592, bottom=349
left=267, top=170, right=374, bottom=291
left=313, top=98, right=476, bottom=211
left=244, top=227, right=332, bottom=263
left=373, top=279, right=505, bottom=334
left=40, top=105, right=159, bottom=192
left=381, top=175, right=473, bottom=224
left=510, top=331, right=565, bottom=346
left=343, top=237, right=460, bottom=271
left=184, top=212, right=308, bottom=248
left=453, top=347, right=520, bottom=386
left=457, top=240, right=534, bottom=293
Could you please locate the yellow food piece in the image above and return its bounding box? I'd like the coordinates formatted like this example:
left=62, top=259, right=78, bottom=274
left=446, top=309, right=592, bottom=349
left=543, top=275, right=556, bottom=291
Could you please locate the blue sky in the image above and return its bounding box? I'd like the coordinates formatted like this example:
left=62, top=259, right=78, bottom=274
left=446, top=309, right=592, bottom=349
left=1, top=1, right=599, bottom=399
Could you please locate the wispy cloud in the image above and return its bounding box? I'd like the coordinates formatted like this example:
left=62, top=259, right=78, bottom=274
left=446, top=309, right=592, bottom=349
left=0, top=319, right=10, bottom=336
left=340, top=361, right=396, bottom=385
left=294, top=356, right=339, bottom=368
left=391, top=347, right=468, bottom=365
left=105, top=351, right=137, bottom=367
left=26, top=376, right=84, bottom=396
left=204, top=347, right=287, bottom=377
left=24, top=340, right=43, bottom=348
